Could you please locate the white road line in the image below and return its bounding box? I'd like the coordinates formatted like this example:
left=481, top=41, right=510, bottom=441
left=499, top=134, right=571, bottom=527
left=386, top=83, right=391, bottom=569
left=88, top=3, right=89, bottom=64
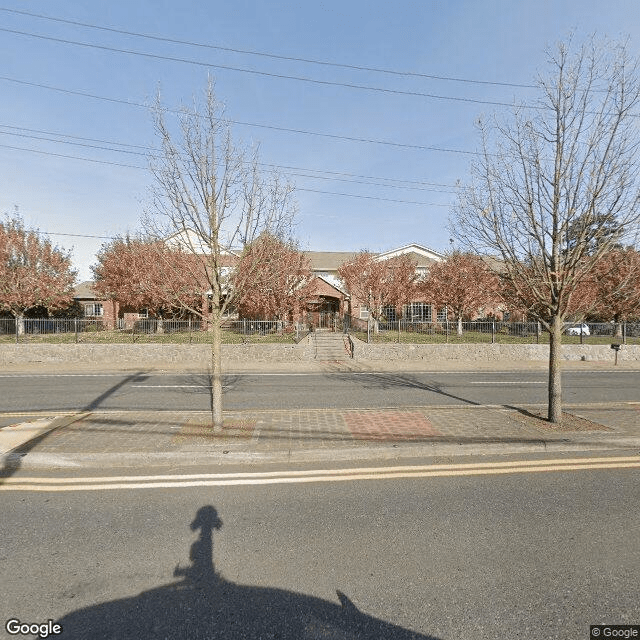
left=469, top=381, right=545, bottom=384
left=0, top=370, right=635, bottom=379
left=3, top=456, right=639, bottom=491
left=131, top=385, right=213, bottom=388
left=0, top=374, right=129, bottom=378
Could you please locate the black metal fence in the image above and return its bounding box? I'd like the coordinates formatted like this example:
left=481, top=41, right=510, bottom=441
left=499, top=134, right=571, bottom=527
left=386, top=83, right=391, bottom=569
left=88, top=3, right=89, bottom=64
left=0, top=317, right=311, bottom=344
left=344, top=319, right=640, bottom=345
left=1, top=317, right=638, bottom=345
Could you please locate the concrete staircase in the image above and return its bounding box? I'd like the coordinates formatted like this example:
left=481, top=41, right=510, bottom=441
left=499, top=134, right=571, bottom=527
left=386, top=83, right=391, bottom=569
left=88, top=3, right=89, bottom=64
left=313, top=330, right=350, bottom=361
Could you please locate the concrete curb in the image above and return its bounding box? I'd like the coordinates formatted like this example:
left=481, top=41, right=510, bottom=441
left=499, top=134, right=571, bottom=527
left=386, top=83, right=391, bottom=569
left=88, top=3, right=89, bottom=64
left=7, top=436, right=640, bottom=470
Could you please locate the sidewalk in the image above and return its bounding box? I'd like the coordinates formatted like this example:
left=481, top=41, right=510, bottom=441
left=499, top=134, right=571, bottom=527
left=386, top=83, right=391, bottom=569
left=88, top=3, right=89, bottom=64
left=1, top=359, right=639, bottom=470
left=2, top=403, right=639, bottom=470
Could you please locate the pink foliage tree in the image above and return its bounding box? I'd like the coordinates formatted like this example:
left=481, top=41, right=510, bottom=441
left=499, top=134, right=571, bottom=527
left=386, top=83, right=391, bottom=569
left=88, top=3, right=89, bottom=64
left=338, top=252, right=418, bottom=331
left=92, top=237, right=204, bottom=331
left=586, top=248, right=640, bottom=333
left=0, top=216, right=76, bottom=333
left=234, top=234, right=313, bottom=321
left=421, top=252, right=500, bottom=334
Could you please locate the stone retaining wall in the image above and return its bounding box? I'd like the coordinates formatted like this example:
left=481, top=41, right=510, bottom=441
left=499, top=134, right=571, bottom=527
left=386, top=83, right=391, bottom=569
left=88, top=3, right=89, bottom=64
left=1, top=340, right=638, bottom=366
left=350, top=339, right=640, bottom=362
left=0, top=343, right=315, bottom=366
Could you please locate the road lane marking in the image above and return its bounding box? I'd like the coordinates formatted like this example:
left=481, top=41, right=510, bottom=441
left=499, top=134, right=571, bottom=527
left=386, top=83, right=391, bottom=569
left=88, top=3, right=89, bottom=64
left=469, top=381, right=545, bottom=384
left=0, top=374, right=133, bottom=377
left=3, top=456, right=639, bottom=491
left=130, top=385, right=233, bottom=390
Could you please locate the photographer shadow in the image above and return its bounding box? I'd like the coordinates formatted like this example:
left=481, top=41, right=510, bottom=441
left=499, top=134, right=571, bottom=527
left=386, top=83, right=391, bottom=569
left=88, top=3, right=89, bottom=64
left=56, top=505, right=439, bottom=639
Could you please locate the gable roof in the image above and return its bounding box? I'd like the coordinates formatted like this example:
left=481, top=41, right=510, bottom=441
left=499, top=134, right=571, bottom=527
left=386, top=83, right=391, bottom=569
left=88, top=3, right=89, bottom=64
left=315, top=274, right=349, bottom=296
left=73, top=281, right=97, bottom=300
left=376, top=244, right=445, bottom=266
left=164, top=229, right=241, bottom=257
left=305, top=244, right=444, bottom=272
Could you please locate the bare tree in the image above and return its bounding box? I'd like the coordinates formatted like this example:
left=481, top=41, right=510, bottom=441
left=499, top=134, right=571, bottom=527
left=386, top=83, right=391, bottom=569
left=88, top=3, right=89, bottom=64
left=144, top=80, right=296, bottom=430
left=452, top=39, right=640, bottom=423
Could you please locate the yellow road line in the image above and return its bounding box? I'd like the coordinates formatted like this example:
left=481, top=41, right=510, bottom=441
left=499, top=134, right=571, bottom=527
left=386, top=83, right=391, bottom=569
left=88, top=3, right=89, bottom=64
left=3, top=455, right=640, bottom=484
left=2, top=457, right=639, bottom=491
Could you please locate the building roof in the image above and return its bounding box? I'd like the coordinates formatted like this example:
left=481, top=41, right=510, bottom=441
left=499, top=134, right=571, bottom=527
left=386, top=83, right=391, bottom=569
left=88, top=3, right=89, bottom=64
left=305, top=244, right=444, bottom=272
left=304, top=251, right=360, bottom=271
left=73, top=281, right=97, bottom=300
left=164, top=229, right=241, bottom=257
left=315, top=274, right=349, bottom=296
left=376, top=244, right=445, bottom=267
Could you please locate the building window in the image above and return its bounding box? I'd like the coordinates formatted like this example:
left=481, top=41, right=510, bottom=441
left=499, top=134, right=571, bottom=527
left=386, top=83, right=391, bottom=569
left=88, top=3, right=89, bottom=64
left=138, top=308, right=148, bottom=318
left=437, top=306, right=448, bottom=322
left=84, top=303, right=103, bottom=317
left=381, top=305, right=397, bottom=322
left=403, top=302, right=432, bottom=322
left=359, top=306, right=370, bottom=320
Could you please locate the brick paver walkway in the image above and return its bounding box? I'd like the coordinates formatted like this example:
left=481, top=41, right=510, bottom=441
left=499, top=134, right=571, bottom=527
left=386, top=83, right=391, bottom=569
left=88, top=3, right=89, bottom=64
left=14, top=402, right=639, bottom=461
left=344, top=411, right=440, bottom=440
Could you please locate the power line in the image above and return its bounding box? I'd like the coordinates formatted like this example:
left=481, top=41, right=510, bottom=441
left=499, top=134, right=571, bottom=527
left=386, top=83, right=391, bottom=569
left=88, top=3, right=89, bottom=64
left=0, top=75, right=483, bottom=155
left=39, top=231, right=116, bottom=240
left=264, top=163, right=460, bottom=189
left=0, top=125, right=459, bottom=192
left=1, top=144, right=456, bottom=205
left=0, top=124, right=155, bottom=151
left=0, top=129, right=149, bottom=157
left=288, top=172, right=456, bottom=193
left=0, top=26, right=532, bottom=109
left=0, top=6, right=537, bottom=90
left=0, top=143, right=145, bottom=169
left=295, top=187, right=452, bottom=206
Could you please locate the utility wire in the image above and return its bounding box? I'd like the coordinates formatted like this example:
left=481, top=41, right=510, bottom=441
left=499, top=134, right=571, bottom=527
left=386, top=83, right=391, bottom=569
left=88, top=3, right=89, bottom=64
left=0, top=75, right=482, bottom=155
left=295, top=187, right=451, bottom=206
left=0, top=143, right=145, bottom=169
left=0, top=27, right=533, bottom=109
left=0, top=124, right=155, bottom=151
left=39, top=231, right=117, bottom=240
left=0, top=130, right=149, bottom=156
left=0, top=6, right=537, bottom=90
left=0, top=126, right=459, bottom=192
left=2, top=144, right=455, bottom=205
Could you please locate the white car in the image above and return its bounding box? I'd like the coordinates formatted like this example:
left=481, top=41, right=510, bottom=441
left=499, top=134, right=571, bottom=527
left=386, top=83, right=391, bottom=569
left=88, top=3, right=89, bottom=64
left=565, top=323, right=590, bottom=336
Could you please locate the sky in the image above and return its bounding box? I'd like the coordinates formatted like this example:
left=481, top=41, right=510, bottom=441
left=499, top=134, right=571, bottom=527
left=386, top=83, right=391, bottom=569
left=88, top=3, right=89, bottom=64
left=2, top=1, right=640, bottom=281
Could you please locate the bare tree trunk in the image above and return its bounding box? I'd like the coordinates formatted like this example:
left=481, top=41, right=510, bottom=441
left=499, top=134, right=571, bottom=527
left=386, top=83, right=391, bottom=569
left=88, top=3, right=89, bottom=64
left=451, top=40, right=640, bottom=429
left=548, top=315, right=563, bottom=423
left=614, top=318, right=623, bottom=338
left=210, top=312, right=223, bottom=431
left=457, top=315, right=463, bottom=336
left=16, top=314, right=25, bottom=336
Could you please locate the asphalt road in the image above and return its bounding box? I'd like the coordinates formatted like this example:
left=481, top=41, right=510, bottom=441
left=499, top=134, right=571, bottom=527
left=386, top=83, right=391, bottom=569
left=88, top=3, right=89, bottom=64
left=0, top=370, right=639, bottom=413
left=1, top=459, right=638, bottom=639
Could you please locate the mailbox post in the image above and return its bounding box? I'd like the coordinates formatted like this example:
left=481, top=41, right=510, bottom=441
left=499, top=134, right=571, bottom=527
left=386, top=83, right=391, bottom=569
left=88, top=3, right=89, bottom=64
left=611, top=343, right=621, bottom=366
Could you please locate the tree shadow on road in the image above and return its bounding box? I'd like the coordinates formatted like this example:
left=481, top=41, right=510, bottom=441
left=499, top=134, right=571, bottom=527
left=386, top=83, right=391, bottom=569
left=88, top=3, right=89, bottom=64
left=55, top=504, right=440, bottom=639
left=0, top=371, right=150, bottom=484
left=325, top=368, right=482, bottom=406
